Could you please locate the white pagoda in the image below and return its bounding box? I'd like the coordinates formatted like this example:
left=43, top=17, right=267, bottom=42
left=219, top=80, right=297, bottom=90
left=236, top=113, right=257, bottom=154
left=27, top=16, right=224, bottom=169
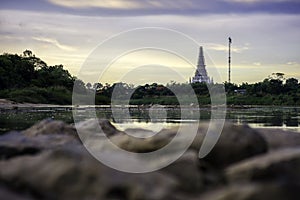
left=191, top=46, right=211, bottom=84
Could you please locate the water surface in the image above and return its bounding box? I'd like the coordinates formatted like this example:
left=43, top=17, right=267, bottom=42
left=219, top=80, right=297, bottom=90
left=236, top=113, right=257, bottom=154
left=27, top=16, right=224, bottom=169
left=1, top=106, right=300, bottom=134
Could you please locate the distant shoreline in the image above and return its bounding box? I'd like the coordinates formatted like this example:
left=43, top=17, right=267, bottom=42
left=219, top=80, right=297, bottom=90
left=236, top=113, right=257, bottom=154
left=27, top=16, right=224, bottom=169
left=1, top=98, right=300, bottom=110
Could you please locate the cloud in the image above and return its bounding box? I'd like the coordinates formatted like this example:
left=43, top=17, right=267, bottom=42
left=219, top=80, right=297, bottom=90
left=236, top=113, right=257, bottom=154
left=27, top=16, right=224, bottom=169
left=44, top=0, right=300, bottom=15
left=32, top=36, right=76, bottom=51
left=286, top=61, right=298, bottom=65
left=222, top=0, right=295, bottom=3
left=0, top=9, right=299, bottom=83
left=2, top=0, right=300, bottom=16
left=44, top=0, right=220, bottom=16
left=253, top=62, right=261, bottom=66
left=46, top=0, right=210, bottom=10
left=206, top=43, right=249, bottom=53
left=47, top=0, right=142, bottom=9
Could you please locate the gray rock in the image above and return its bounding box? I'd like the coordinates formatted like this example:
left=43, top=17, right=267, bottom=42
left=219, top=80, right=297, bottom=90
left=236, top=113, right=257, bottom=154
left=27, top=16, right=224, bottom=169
left=99, top=119, right=120, bottom=135
left=191, top=123, right=268, bottom=168
left=75, top=118, right=123, bottom=138
left=0, top=186, right=35, bottom=200
left=22, top=119, right=77, bottom=138
left=162, top=151, right=204, bottom=193
left=257, top=128, right=300, bottom=150
left=162, top=150, right=224, bottom=193
left=0, top=148, right=178, bottom=200
left=3, top=119, right=300, bottom=200
left=226, top=147, right=300, bottom=183
left=109, top=128, right=177, bottom=153
left=198, top=182, right=299, bottom=200
left=0, top=132, right=79, bottom=160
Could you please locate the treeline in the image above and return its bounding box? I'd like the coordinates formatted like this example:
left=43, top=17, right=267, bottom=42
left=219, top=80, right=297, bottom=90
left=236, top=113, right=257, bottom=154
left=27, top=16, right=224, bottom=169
left=0, top=51, right=299, bottom=106
left=90, top=76, right=300, bottom=105
left=91, top=82, right=213, bottom=105
left=225, top=73, right=300, bottom=105
left=0, top=50, right=75, bottom=104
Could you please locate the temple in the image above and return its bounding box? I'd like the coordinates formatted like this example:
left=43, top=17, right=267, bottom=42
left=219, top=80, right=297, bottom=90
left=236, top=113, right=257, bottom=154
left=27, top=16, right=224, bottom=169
left=190, top=46, right=211, bottom=84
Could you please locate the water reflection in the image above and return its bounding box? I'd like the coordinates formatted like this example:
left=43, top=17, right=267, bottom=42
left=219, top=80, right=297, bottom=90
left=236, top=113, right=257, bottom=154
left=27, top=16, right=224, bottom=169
left=227, top=107, right=300, bottom=131
left=0, top=106, right=300, bottom=134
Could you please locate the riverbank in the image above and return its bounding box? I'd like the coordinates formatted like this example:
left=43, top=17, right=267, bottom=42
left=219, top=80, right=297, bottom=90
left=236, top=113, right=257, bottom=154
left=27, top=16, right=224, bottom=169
left=0, top=119, right=300, bottom=199
left=0, top=98, right=58, bottom=109
left=2, top=98, right=300, bottom=109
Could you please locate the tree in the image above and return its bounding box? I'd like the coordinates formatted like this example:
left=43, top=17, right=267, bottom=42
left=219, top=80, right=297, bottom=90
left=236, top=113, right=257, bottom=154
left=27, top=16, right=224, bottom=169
left=32, top=65, right=74, bottom=90
left=23, top=49, right=33, bottom=57
left=269, top=72, right=285, bottom=81
left=224, top=82, right=238, bottom=94
left=261, top=73, right=285, bottom=95
left=22, top=50, right=47, bottom=69
left=93, top=83, right=103, bottom=91
left=86, top=82, right=92, bottom=90
left=73, top=79, right=86, bottom=94
left=285, top=78, right=298, bottom=93
left=0, top=53, right=35, bottom=89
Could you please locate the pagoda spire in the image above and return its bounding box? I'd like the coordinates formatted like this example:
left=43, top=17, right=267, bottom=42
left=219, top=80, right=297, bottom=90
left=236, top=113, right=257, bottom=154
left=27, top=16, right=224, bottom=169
left=197, top=46, right=205, bottom=67
left=191, top=46, right=211, bottom=84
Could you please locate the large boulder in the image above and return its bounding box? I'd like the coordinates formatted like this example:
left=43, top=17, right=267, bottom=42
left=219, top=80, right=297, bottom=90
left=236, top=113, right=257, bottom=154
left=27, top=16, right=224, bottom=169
left=22, top=119, right=77, bottom=138
left=3, top=118, right=300, bottom=200
left=75, top=118, right=122, bottom=138
left=226, top=147, right=300, bottom=183
left=191, top=123, right=268, bottom=168
left=0, top=186, right=35, bottom=200
left=162, top=150, right=224, bottom=193
left=198, top=182, right=299, bottom=200
left=163, top=150, right=204, bottom=193
left=109, top=128, right=177, bottom=153
left=257, top=128, right=300, bottom=150
left=21, top=118, right=123, bottom=143
left=0, top=132, right=80, bottom=160
left=0, top=148, right=178, bottom=200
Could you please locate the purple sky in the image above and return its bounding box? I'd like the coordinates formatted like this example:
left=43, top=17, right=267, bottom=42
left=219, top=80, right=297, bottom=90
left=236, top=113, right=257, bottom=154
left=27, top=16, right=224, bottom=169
left=2, top=0, right=300, bottom=15
left=0, top=0, right=299, bottom=84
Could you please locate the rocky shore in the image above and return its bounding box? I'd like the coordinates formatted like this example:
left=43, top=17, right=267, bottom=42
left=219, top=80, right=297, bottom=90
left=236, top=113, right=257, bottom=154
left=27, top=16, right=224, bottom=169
left=0, top=119, right=300, bottom=200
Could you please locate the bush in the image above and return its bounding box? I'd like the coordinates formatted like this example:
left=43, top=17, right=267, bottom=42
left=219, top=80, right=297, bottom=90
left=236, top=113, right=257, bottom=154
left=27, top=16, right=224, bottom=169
left=6, top=86, right=72, bottom=104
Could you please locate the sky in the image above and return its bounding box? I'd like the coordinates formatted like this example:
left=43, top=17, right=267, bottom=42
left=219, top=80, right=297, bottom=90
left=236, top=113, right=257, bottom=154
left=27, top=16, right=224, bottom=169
left=0, top=0, right=299, bottom=84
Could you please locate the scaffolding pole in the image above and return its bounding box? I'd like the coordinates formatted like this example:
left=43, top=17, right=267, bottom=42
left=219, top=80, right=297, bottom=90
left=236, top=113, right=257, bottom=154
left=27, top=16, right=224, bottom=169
left=228, top=37, right=232, bottom=83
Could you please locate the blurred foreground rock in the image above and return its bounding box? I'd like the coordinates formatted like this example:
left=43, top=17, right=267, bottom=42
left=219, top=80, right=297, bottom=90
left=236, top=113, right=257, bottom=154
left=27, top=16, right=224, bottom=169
left=0, top=119, right=300, bottom=200
left=226, top=148, right=300, bottom=183
left=0, top=149, right=177, bottom=200
left=257, top=128, right=300, bottom=150
left=22, top=118, right=77, bottom=137
left=192, top=123, right=268, bottom=168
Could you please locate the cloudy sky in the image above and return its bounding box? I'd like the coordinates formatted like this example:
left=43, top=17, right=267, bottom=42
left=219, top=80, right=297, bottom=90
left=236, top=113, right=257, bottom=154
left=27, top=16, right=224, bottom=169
left=0, top=0, right=299, bottom=84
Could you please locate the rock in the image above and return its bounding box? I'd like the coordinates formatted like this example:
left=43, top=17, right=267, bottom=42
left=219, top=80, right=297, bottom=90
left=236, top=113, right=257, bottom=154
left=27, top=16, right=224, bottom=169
left=75, top=118, right=122, bottom=138
left=124, top=128, right=157, bottom=138
left=0, top=132, right=79, bottom=160
left=257, top=128, right=300, bottom=150
left=3, top=118, right=300, bottom=199
left=162, top=150, right=224, bottom=193
left=162, top=151, right=204, bottom=193
left=226, top=147, right=300, bottom=183
left=0, top=186, right=35, bottom=200
left=191, top=123, right=268, bottom=168
left=198, top=182, right=299, bottom=200
left=109, top=128, right=177, bottom=153
left=21, top=118, right=123, bottom=143
left=0, top=148, right=178, bottom=200
left=22, top=119, right=77, bottom=138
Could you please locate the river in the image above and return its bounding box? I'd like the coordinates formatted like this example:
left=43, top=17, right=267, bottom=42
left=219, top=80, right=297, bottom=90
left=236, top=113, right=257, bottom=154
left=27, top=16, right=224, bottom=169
left=1, top=106, right=300, bottom=134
